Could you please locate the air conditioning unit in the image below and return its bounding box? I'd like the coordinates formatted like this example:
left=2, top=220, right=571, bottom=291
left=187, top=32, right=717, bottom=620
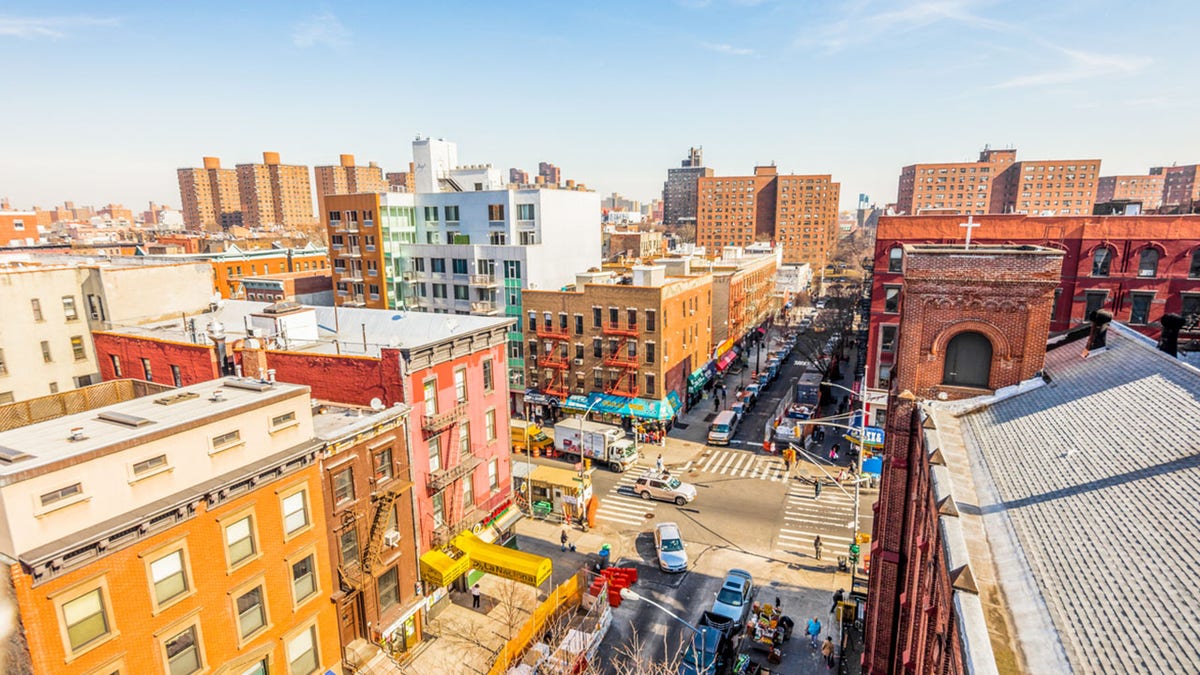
left=573, top=358, right=584, bottom=365
left=383, top=530, right=401, bottom=548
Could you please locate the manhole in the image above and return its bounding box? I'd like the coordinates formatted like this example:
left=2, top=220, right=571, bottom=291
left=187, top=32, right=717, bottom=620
left=645, top=513, right=655, bottom=519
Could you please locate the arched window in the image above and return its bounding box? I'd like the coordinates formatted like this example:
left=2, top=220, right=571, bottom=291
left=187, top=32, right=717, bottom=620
left=1092, top=247, right=1113, bottom=277
left=1138, top=248, right=1159, bottom=277
left=888, top=246, right=903, bottom=273
left=1190, top=249, right=1200, bottom=279
left=943, top=332, right=992, bottom=388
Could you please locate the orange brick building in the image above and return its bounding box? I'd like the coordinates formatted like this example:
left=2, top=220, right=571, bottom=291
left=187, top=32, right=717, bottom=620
left=237, top=152, right=318, bottom=230
left=1096, top=174, right=1165, bottom=210
left=697, top=166, right=840, bottom=266
left=0, top=379, right=342, bottom=675
left=0, top=209, right=39, bottom=246
left=178, top=157, right=244, bottom=232
left=314, top=155, right=387, bottom=223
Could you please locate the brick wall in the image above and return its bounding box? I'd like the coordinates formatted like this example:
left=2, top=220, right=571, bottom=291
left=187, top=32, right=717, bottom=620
left=92, top=332, right=219, bottom=385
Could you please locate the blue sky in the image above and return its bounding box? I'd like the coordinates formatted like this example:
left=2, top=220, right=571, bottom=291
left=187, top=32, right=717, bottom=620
left=2, top=0, right=1197, bottom=212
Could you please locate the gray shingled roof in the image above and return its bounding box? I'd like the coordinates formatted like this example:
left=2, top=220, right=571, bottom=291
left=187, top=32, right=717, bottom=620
left=958, top=325, right=1200, bottom=673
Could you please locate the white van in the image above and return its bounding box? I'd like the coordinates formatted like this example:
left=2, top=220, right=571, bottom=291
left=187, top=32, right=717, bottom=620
left=708, top=410, right=739, bottom=446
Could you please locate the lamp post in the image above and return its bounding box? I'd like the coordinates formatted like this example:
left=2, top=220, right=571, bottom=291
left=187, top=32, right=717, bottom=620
left=821, top=379, right=867, bottom=589
left=619, top=588, right=709, bottom=675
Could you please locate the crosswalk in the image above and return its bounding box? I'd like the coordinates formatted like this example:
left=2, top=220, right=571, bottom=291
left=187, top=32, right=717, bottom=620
left=593, top=462, right=658, bottom=527
left=775, top=481, right=873, bottom=555
left=691, top=449, right=789, bottom=482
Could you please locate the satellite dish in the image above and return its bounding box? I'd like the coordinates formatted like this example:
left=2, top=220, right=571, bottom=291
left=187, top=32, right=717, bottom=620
left=369, top=397, right=385, bottom=411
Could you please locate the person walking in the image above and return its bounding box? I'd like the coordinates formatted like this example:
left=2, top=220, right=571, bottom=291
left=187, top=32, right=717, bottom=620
left=821, top=636, right=835, bottom=667
left=813, top=535, right=823, bottom=560
left=560, top=527, right=569, bottom=552
left=656, top=454, right=664, bottom=474
left=783, top=447, right=793, bottom=472
left=471, top=584, right=482, bottom=609
left=807, top=617, right=822, bottom=649
left=831, top=588, right=845, bottom=614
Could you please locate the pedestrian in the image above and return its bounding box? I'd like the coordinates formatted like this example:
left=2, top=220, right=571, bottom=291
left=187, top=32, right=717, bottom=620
left=560, top=527, right=569, bottom=552
left=813, top=535, right=823, bottom=560
left=769, top=440, right=777, bottom=455
left=807, top=617, right=822, bottom=649
left=656, top=454, right=664, bottom=474
left=814, top=479, right=823, bottom=499
left=714, top=394, right=720, bottom=411
left=831, top=588, right=845, bottom=614
left=471, top=583, right=482, bottom=609
left=822, top=636, right=835, bottom=667
left=783, top=448, right=793, bottom=472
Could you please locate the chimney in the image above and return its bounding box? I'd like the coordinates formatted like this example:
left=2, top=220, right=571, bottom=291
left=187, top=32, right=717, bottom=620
left=1157, top=313, right=1184, bottom=357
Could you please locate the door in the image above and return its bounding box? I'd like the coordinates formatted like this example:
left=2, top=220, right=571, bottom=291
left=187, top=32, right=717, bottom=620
left=943, top=332, right=992, bottom=388
left=338, top=592, right=367, bottom=645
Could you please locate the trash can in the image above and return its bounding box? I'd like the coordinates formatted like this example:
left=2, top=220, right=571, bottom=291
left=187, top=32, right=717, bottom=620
left=598, top=544, right=611, bottom=571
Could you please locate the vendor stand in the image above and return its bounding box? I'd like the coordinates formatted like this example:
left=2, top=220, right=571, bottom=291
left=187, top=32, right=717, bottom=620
left=512, top=463, right=594, bottom=526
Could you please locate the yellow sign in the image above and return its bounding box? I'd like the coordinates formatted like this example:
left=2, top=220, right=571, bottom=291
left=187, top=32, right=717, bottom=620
left=452, top=532, right=553, bottom=587
left=419, top=548, right=471, bottom=587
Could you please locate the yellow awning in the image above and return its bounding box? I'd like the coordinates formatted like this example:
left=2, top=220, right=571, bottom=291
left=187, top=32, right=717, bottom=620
left=452, top=531, right=552, bottom=587
left=419, top=548, right=471, bottom=587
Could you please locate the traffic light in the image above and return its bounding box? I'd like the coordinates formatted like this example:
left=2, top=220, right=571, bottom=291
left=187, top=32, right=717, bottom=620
left=849, top=542, right=860, bottom=565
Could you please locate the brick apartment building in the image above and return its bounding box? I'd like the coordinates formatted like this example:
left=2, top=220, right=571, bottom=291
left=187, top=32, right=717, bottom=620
left=177, top=156, right=243, bottom=232
left=0, top=378, right=342, bottom=674
left=1156, top=164, right=1200, bottom=211
left=1096, top=174, right=1165, bottom=210
left=521, top=265, right=711, bottom=422
left=895, top=147, right=1101, bottom=216
left=863, top=245, right=1200, bottom=673
left=865, top=214, right=1200, bottom=407
left=237, top=152, right=318, bottom=230
left=606, top=229, right=664, bottom=262
left=133, top=243, right=329, bottom=299
left=236, top=268, right=334, bottom=305
left=313, top=154, right=387, bottom=224
left=697, top=166, right=840, bottom=266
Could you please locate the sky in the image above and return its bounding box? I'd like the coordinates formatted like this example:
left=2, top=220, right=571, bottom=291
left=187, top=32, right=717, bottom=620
left=2, top=0, right=1198, bottom=212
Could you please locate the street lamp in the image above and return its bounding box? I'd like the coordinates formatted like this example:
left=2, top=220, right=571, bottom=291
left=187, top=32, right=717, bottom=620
left=619, top=588, right=709, bottom=675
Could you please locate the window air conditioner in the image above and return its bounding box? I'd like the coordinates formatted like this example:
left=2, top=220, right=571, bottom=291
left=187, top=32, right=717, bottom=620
left=384, top=530, right=401, bottom=548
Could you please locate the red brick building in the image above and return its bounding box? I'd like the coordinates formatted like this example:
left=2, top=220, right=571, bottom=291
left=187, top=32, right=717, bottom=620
left=865, top=214, right=1200, bottom=401
left=1156, top=164, right=1200, bottom=210
left=1096, top=174, right=1165, bottom=210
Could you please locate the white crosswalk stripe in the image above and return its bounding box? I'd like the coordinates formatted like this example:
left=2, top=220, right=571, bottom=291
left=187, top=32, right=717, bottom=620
left=593, top=462, right=660, bottom=527
left=689, top=450, right=790, bottom=483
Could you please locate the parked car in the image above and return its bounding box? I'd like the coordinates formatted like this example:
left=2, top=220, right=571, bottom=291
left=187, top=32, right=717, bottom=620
left=730, top=401, right=747, bottom=422
left=745, top=383, right=763, bottom=404
left=635, top=471, right=698, bottom=505
left=710, top=569, right=755, bottom=629
left=654, top=522, right=688, bottom=573
left=707, top=410, right=739, bottom=446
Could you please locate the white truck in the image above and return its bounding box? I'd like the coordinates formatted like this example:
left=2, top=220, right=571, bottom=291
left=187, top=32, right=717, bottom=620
left=554, top=419, right=640, bottom=472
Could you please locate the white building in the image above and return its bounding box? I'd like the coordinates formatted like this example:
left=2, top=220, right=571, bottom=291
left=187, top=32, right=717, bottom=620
left=775, top=263, right=814, bottom=295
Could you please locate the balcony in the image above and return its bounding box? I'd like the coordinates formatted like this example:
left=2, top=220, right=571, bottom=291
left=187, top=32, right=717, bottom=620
left=602, top=322, right=639, bottom=338
left=540, top=353, right=570, bottom=369
left=421, top=401, right=468, bottom=434
left=428, top=455, right=482, bottom=493
left=488, top=220, right=506, bottom=228
left=402, top=270, right=419, bottom=281
left=603, top=353, right=640, bottom=369
left=343, top=246, right=362, bottom=257
left=605, top=381, right=640, bottom=398
left=471, top=301, right=499, bottom=315
left=469, top=274, right=499, bottom=287
left=543, top=382, right=569, bottom=398
left=431, top=506, right=485, bottom=548
left=341, top=272, right=364, bottom=283
left=534, top=325, right=571, bottom=341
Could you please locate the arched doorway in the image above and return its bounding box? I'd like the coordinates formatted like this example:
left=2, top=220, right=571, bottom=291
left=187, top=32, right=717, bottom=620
left=943, top=332, right=992, bottom=387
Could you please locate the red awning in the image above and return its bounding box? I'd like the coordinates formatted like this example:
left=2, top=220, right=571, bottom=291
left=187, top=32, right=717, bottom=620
left=716, top=349, right=738, bottom=372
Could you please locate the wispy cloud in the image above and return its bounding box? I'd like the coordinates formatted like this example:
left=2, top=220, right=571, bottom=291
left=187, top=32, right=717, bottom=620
left=806, top=0, right=1008, bottom=52
left=991, top=47, right=1151, bottom=89
left=292, top=11, right=350, bottom=48
left=0, top=15, right=118, bottom=39
left=701, top=41, right=755, bottom=56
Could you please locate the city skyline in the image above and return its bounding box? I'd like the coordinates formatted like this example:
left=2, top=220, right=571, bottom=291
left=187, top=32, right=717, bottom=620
left=2, top=0, right=1198, bottom=211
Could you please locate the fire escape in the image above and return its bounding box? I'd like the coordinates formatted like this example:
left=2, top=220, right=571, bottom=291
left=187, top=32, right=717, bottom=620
left=602, top=319, right=640, bottom=397
left=362, top=486, right=404, bottom=575
left=534, top=320, right=571, bottom=399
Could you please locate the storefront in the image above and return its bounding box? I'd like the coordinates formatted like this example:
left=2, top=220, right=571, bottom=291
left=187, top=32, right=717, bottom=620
left=561, top=391, right=682, bottom=431
left=523, top=389, right=562, bottom=425
left=452, top=531, right=554, bottom=587
left=686, top=361, right=717, bottom=408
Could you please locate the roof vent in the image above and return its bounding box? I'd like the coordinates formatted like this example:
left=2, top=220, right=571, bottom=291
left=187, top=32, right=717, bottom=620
left=154, top=392, right=200, bottom=406
left=226, top=379, right=272, bottom=392
left=68, top=427, right=86, bottom=442
left=0, top=446, right=32, bottom=463
left=97, top=411, right=154, bottom=428
left=210, top=389, right=225, bottom=402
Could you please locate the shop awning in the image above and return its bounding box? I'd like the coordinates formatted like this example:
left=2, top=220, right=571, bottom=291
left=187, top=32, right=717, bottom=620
left=688, top=363, right=715, bottom=394
left=419, top=548, right=471, bottom=587
left=561, top=394, right=592, bottom=411
left=523, top=389, right=555, bottom=406
left=713, top=337, right=736, bottom=360
left=716, top=348, right=739, bottom=372
left=451, top=532, right=553, bottom=587
left=666, top=391, right=683, bottom=414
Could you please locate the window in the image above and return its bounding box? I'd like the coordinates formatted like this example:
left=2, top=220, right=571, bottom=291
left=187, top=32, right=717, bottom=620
left=575, top=343, right=584, bottom=360
left=423, top=379, right=438, bottom=415
left=458, top=422, right=471, bottom=456
left=41, top=340, right=52, bottom=363
left=212, top=430, right=241, bottom=452
left=884, top=287, right=901, bottom=313
left=432, top=283, right=447, bottom=298
left=645, top=374, right=655, bottom=397
left=645, top=310, right=656, bottom=332
left=413, top=258, right=426, bottom=272
left=488, top=204, right=505, bottom=221
left=645, top=342, right=655, bottom=364
left=1190, top=250, right=1200, bottom=278
left=141, top=358, right=153, bottom=381
left=888, top=246, right=903, bottom=273
left=452, top=258, right=468, bottom=274
left=454, top=368, right=467, bottom=403
left=504, top=260, right=521, bottom=279
left=378, top=567, right=400, bottom=611
left=63, top=296, right=79, bottom=321
left=110, top=354, right=122, bottom=376
left=287, top=625, right=319, bottom=675
left=431, top=258, right=446, bottom=274
left=880, top=326, right=898, bottom=352
left=453, top=285, right=469, bottom=300
left=518, top=203, right=535, bottom=220
left=225, top=515, right=256, bottom=566
left=485, top=409, right=496, bottom=441
left=943, top=332, right=992, bottom=388
left=133, top=454, right=168, bottom=477
left=1084, top=291, right=1107, bottom=321
left=428, top=435, right=442, bottom=472
left=488, top=459, right=499, bottom=492
left=374, top=448, right=393, bottom=481
left=291, top=554, right=317, bottom=603
left=1138, top=249, right=1159, bottom=277
left=164, top=625, right=201, bottom=675
left=283, top=490, right=309, bottom=534
left=171, top=365, right=182, bottom=387
left=1182, top=295, right=1200, bottom=324
left=71, top=336, right=86, bottom=361
left=61, top=587, right=110, bottom=652
left=482, top=359, right=494, bottom=392
left=272, top=411, right=297, bottom=429
left=594, top=370, right=603, bottom=388
left=333, top=468, right=354, bottom=505
left=463, top=471, right=475, bottom=506
left=40, top=482, right=82, bottom=508
left=339, top=528, right=359, bottom=565
left=424, top=206, right=439, bottom=221
left=432, top=492, right=445, bottom=526
left=1129, top=293, right=1153, bottom=324
left=1092, top=247, right=1113, bottom=276
left=445, top=205, right=460, bottom=221
left=593, top=307, right=602, bottom=328
left=31, top=298, right=43, bottom=321
left=236, top=585, right=267, bottom=638
left=574, top=314, right=584, bottom=334
left=149, top=550, right=188, bottom=606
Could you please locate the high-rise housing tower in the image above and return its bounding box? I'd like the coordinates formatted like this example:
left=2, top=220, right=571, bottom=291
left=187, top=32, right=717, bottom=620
left=662, top=147, right=713, bottom=228
left=177, top=156, right=242, bottom=232
left=313, top=154, right=387, bottom=221
left=538, top=162, right=561, bottom=186
left=236, top=152, right=317, bottom=229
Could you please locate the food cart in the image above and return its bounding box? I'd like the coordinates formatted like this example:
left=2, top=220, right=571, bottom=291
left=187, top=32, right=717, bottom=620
left=513, top=463, right=594, bottom=525
left=744, top=601, right=793, bottom=663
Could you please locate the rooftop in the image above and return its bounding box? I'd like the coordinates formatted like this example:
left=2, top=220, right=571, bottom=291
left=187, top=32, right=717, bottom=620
left=310, top=400, right=411, bottom=441
left=105, top=299, right=515, bottom=358
left=927, top=324, right=1200, bottom=672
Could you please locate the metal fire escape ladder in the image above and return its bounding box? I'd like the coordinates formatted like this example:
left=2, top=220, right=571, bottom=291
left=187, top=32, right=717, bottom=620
left=363, top=488, right=400, bottom=575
